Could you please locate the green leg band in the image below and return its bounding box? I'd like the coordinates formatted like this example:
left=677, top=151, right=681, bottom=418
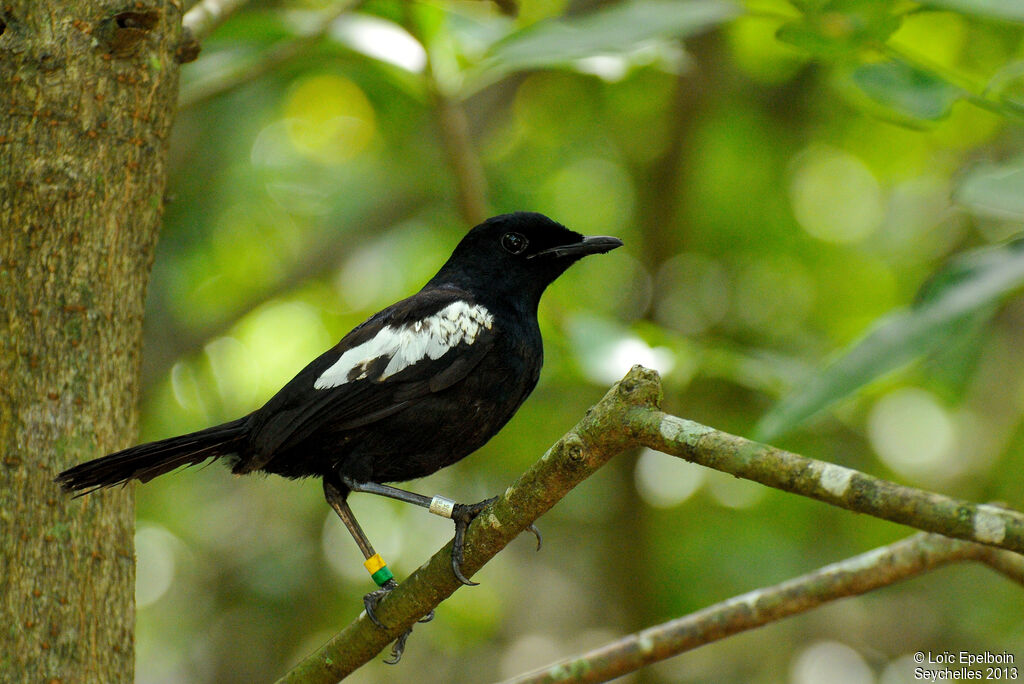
left=370, top=566, right=394, bottom=587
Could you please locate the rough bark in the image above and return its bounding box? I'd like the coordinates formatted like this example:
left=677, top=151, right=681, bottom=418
left=0, top=1, right=182, bottom=681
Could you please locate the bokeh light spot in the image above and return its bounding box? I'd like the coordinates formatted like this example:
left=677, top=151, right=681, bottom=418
left=574, top=55, right=631, bottom=82
left=500, top=633, right=565, bottom=681
left=557, top=250, right=652, bottom=322
left=234, top=301, right=332, bottom=395
left=791, top=641, right=874, bottom=684
left=880, top=654, right=920, bottom=684
left=790, top=145, right=884, bottom=244
left=635, top=448, right=705, bottom=508
left=705, top=469, right=765, bottom=509
left=205, top=336, right=260, bottom=417
left=539, top=157, right=635, bottom=237
left=608, top=338, right=674, bottom=380
left=282, top=74, right=376, bottom=165
left=567, top=314, right=675, bottom=385
left=170, top=361, right=205, bottom=417
left=654, top=253, right=731, bottom=335
left=136, top=523, right=180, bottom=608
left=335, top=241, right=407, bottom=312
left=733, top=254, right=815, bottom=338
left=330, top=14, right=426, bottom=73
left=868, top=387, right=957, bottom=483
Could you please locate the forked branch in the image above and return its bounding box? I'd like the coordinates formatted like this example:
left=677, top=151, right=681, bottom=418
left=276, top=365, right=1024, bottom=683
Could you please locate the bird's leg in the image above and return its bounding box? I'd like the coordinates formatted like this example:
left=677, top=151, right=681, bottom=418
left=340, top=477, right=487, bottom=584
left=323, top=478, right=431, bottom=664
left=323, top=479, right=396, bottom=625
left=340, top=477, right=542, bottom=585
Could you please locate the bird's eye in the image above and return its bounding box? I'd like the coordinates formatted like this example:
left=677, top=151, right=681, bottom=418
left=501, top=232, right=528, bottom=255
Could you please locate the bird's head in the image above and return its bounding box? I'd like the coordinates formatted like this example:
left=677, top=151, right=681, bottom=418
left=430, top=212, right=623, bottom=308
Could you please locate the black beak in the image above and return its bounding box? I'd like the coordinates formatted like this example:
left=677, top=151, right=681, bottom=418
left=529, top=235, right=624, bottom=259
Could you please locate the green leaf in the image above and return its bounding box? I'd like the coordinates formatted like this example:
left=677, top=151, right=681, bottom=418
left=918, top=0, right=1024, bottom=22
left=776, top=19, right=853, bottom=57
left=754, top=239, right=1024, bottom=441
left=478, top=0, right=737, bottom=75
left=954, top=161, right=1024, bottom=221
left=851, top=60, right=962, bottom=120
left=775, top=0, right=902, bottom=58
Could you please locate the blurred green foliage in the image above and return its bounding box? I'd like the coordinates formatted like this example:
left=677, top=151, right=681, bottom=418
left=136, top=0, right=1024, bottom=681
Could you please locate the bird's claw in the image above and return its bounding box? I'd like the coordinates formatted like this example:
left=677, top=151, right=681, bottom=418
left=382, top=608, right=431, bottom=665
left=526, top=522, right=542, bottom=551
left=363, top=579, right=432, bottom=664
left=384, top=629, right=412, bottom=665
left=363, top=578, right=398, bottom=629
left=450, top=498, right=544, bottom=584
left=451, top=496, right=497, bottom=585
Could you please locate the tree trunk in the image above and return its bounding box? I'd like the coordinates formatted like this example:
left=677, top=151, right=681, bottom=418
left=0, top=1, right=182, bottom=680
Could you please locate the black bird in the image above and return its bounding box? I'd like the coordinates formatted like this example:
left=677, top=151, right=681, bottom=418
left=57, top=212, right=622, bottom=658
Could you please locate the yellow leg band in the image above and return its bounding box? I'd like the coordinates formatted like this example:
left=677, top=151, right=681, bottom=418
left=364, top=553, right=387, bottom=575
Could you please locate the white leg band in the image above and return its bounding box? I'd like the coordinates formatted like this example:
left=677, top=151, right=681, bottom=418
left=428, top=495, right=456, bottom=519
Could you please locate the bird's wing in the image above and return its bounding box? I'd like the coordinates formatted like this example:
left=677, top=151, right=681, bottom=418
left=244, top=287, right=497, bottom=468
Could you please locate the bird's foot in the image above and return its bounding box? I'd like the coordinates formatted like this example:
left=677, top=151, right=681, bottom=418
left=363, top=577, right=398, bottom=629
left=363, top=578, right=434, bottom=664
left=363, top=579, right=436, bottom=628
left=384, top=630, right=411, bottom=665
left=450, top=498, right=544, bottom=584
left=450, top=496, right=498, bottom=585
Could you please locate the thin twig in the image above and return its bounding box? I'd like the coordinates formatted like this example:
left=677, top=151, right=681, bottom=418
left=183, top=0, right=253, bottom=45
left=405, top=8, right=489, bottom=225
left=431, top=92, right=489, bottom=225
left=500, top=533, right=1024, bottom=684
left=978, top=545, right=1024, bottom=584
left=178, top=1, right=359, bottom=109
left=274, top=366, right=1024, bottom=682
left=179, top=38, right=312, bottom=108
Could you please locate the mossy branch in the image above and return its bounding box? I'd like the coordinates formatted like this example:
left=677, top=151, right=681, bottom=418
left=276, top=366, right=1024, bottom=683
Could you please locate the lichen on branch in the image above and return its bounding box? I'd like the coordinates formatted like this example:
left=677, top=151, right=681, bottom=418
left=631, top=407, right=1024, bottom=554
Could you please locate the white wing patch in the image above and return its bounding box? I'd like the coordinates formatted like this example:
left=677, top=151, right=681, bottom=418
left=313, top=301, right=494, bottom=390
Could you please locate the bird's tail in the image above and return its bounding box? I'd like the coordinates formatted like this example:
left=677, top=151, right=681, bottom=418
left=55, top=418, right=249, bottom=494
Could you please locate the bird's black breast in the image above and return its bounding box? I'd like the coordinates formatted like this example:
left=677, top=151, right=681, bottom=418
left=338, top=331, right=542, bottom=483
